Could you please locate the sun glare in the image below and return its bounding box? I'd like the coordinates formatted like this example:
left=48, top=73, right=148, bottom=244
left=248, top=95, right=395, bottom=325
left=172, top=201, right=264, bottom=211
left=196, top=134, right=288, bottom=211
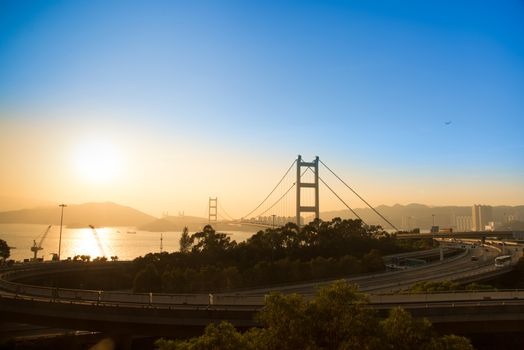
left=73, top=140, right=121, bottom=184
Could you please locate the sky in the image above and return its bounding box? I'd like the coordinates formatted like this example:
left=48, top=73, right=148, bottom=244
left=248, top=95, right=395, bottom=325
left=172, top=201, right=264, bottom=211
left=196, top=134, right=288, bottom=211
left=0, top=0, right=523, bottom=218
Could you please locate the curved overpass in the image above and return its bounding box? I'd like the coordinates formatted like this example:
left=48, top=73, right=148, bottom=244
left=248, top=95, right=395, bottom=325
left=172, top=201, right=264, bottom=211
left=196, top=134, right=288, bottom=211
left=0, top=243, right=521, bottom=336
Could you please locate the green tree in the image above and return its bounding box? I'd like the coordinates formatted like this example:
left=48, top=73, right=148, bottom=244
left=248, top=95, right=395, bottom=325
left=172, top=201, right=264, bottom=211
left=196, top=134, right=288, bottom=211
left=464, top=282, right=495, bottom=291
left=191, top=225, right=235, bottom=254
left=307, top=281, right=380, bottom=349
left=257, top=292, right=314, bottom=350
left=361, top=249, right=385, bottom=272
left=381, top=308, right=474, bottom=350
left=0, top=239, right=10, bottom=261
left=435, top=334, right=475, bottom=350
left=133, top=263, right=162, bottom=292
left=380, top=307, right=435, bottom=350
left=179, top=226, right=192, bottom=253
left=155, top=321, right=252, bottom=350
left=156, top=281, right=474, bottom=350
left=410, top=280, right=460, bottom=293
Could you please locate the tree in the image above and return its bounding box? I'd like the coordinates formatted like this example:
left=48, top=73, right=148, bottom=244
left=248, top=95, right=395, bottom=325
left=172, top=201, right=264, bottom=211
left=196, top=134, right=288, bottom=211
left=381, top=308, right=474, bottom=350
left=0, top=239, right=10, bottom=261
left=156, top=281, right=474, bottom=350
left=179, top=226, right=192, bottom=253
left=155, top=321, right=253, bottom=350
left=306, top=281, right=380, bottom=349
left=257, top=292, right=314, bottom=350
left=133, top=263, right=162, bottom=292
left=410, top=280, right=460, bottom=293
left=380, top=307, right=435, bottom=350
left=191, top=225, right=235, bottom=254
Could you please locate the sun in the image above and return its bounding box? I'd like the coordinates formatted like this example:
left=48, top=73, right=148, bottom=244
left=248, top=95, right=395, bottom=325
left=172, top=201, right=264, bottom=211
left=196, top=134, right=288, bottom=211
left=73, top=140, right=121, bottom=184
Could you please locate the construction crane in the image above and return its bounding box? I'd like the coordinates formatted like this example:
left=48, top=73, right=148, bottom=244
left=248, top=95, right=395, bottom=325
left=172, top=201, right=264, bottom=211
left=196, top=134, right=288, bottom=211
left=30, top=225, right=52, bottom=261
left=88, top=225, right=106, bottom=257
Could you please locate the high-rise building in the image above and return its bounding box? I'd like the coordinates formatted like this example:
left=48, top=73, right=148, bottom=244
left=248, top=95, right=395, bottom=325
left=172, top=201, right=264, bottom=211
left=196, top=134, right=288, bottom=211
left=471, top=205, right=492, bottom=231
left=456, top=216, right=472, bottom=232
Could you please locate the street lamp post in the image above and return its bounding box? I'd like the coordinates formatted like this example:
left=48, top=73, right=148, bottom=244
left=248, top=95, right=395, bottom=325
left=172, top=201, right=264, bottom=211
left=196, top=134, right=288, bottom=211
left=58, top=204, right=67, bottom=260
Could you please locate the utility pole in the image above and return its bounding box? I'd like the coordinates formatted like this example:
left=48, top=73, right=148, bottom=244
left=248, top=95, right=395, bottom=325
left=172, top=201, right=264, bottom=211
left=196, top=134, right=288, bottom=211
left=58, top=204, right=67, bottom=260
left=160, top=233, right=163, bottom=253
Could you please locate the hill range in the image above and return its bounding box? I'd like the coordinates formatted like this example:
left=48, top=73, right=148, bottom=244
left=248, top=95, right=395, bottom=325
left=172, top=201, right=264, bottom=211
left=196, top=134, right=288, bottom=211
left=0, top=201, right=522, bottom=232
left=0, top=202, right=156, bottom=228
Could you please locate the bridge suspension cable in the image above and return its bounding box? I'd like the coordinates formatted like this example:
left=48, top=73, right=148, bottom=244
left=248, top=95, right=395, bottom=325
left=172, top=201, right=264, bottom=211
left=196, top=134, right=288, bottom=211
left=240, top=159, right=297, bottom=220
left=317, top=175, right=364, bottom=223
left=256, top=182, right=296, bottom=217
left=319, top=159, right=399, bottom=231
left=217, top=202, right=235, bottom=221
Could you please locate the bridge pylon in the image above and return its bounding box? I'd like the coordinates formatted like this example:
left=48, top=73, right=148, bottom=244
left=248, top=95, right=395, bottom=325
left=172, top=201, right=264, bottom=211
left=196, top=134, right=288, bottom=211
left=296, top=155, right=319, bottom=226
left=208, top=197, right=218, bottom=223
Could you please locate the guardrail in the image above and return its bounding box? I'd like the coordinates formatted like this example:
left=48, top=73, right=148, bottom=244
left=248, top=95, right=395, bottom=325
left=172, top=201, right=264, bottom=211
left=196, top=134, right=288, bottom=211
left=0, top=245, right=517, bottom=309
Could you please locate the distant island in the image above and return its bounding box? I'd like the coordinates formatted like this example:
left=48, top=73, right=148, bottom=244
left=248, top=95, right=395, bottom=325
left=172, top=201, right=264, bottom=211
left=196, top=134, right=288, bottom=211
left=0, top=202, right=156, bottom=228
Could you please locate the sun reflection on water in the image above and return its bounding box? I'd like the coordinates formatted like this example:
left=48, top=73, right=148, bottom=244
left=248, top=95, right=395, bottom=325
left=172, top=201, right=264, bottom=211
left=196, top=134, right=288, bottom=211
left=1, top=224, right=254, bottom=261
left=68, top=227, right=112, bottom=259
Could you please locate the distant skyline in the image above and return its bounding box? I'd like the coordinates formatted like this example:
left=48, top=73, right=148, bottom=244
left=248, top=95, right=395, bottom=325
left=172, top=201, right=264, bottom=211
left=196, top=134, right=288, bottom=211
left=1, top=1, right=523, bottom=217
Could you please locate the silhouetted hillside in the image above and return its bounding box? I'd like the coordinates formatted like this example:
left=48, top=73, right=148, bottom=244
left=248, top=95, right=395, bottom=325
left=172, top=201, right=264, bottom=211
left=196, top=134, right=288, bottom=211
left=0, top=202, right=156, bottom=227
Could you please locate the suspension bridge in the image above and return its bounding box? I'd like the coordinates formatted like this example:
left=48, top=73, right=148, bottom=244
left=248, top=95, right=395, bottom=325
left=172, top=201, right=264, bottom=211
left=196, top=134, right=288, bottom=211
left=208, top=155, right=399, bottom=231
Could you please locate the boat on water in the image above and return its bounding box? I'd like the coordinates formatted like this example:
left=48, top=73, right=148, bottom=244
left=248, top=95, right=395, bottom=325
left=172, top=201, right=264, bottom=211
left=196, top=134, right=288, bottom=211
left=127, top=231, right=137, bottom=234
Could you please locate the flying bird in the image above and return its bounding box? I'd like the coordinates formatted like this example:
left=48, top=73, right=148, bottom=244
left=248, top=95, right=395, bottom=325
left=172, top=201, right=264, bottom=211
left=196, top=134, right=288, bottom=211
left=445, top=121, right=452, bottom=125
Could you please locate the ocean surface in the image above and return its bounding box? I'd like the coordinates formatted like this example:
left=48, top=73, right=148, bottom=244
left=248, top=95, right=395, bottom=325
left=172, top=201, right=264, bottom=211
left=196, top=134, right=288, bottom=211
left=0, top=224, right=256, bottom=261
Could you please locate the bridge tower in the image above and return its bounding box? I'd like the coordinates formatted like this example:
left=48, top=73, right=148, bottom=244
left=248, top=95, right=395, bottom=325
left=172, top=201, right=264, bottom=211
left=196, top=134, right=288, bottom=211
left=296, top=155, right=319, bottom=226
left=208, top=197, right=218, bottom=223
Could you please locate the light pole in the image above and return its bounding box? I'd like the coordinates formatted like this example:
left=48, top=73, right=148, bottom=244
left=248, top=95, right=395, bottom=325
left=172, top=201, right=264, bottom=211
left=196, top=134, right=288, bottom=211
left=58, top=204, right=67, bottom=260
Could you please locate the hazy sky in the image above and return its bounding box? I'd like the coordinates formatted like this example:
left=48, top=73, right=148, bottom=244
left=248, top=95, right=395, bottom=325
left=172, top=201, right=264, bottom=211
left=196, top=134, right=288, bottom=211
left=1, top=0, right=523, bottom=218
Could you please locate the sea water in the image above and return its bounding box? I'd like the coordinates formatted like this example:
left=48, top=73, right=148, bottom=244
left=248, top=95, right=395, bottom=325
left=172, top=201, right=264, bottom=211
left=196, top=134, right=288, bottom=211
left=0, top=224, right=256, bottom=261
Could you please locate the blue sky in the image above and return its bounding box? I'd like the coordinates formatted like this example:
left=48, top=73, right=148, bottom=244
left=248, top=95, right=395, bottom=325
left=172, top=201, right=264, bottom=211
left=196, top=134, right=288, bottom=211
left=1, top=0, right=523, bottom=216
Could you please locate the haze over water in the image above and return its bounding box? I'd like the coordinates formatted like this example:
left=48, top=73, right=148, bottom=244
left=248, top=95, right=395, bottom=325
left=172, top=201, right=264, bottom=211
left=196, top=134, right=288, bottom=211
left=1, top=224, right=255, bottom=262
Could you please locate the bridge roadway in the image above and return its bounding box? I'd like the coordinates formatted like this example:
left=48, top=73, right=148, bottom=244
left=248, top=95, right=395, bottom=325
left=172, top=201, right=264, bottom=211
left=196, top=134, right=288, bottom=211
left=0, top=244, right=522, bottom=336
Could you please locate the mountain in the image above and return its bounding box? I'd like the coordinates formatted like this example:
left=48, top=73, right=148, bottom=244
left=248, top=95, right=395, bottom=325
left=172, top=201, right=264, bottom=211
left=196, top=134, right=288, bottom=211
left=0, top=202, right=157, bottom=227
left=0, top=195, right=57, bottom=212
left=317, top=203, right=524, bottom=231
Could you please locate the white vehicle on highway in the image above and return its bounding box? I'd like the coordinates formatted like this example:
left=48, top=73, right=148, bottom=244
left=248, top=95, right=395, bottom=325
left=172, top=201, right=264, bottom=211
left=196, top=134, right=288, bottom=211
left=494, top=255, right=512, bottom=268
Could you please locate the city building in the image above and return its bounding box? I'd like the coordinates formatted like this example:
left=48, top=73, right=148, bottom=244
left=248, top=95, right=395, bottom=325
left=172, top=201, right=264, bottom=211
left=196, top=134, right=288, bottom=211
left=456, top=215, right=472, bottom=232
left=471, top=204, right=492, bottom=231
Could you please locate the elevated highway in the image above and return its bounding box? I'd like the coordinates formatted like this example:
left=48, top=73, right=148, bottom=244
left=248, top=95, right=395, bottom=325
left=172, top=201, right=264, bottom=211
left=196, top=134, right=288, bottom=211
left=2, top=286, right=524, bottom=336
left=0, top=242, right=521, bottom=336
